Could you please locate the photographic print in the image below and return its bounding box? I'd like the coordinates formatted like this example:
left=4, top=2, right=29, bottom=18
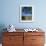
left=20, top=5, right=34, bottom=22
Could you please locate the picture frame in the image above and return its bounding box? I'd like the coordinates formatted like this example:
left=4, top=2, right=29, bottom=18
left=20, top=5, right=34, bottom=22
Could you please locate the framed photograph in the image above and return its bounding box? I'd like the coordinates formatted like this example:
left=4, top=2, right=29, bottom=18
left=20, top=5, right=34, bottom=22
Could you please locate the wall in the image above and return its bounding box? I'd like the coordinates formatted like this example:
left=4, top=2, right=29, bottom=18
left=0, top=0, right=46, bottom=29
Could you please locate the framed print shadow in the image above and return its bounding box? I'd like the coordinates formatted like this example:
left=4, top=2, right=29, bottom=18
left=20, top=5, right=34, bottom=22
